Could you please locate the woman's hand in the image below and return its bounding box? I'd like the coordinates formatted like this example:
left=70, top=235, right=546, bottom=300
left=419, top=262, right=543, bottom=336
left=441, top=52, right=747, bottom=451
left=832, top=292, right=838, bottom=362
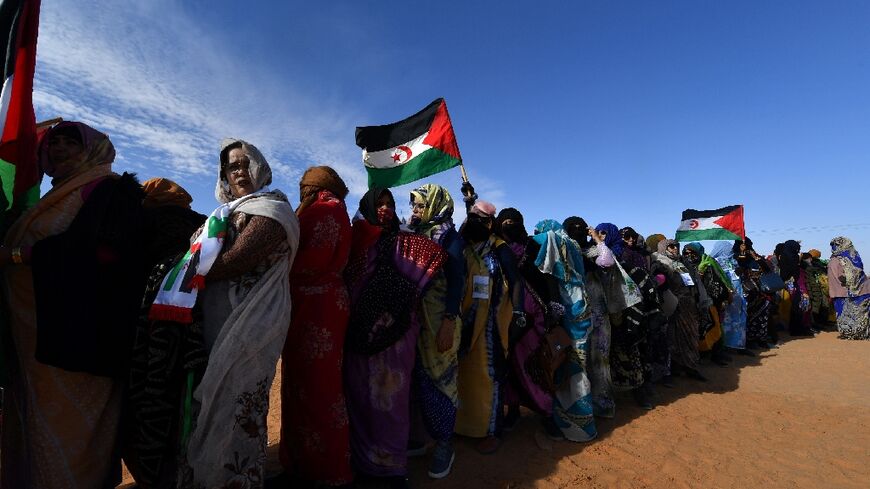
left=588, top=227, right=604, bottom=244
left=437, top=317, right=456, bottom=352
left=0, top=246, right=31, bottom=267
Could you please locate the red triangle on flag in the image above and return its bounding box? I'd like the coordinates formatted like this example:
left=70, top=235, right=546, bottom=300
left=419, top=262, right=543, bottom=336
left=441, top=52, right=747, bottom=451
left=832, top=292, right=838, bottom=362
left=422, top=100, right=461, bottom=161
left=714, top=205, right=745, bottom=239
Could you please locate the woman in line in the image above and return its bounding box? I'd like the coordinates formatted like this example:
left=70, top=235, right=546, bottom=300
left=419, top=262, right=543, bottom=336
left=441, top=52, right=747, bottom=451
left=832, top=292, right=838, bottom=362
left=651, top=240, right=707, bottom=382
left=0, top=122, right=145, bottom=488
left=625, top=227, right=672, bottom=384
left=533, top=220, right=597, bottom=442
left=618, top=227, right=648, bottom=271
left=455, top=200, right=522, bottom=454
left=562, top=217, right=616, bottom=417
left=613, top=226, right=662, bottom=409
left=777, top=240, right=814, bottom=336
left=495, top=208, right=557, bottom=429
left=344, top=188, right=446, bottom=488
left=803, top=251, right=829, bottom=328
left=150, top=139, right=299, bottom=488
left=741, top=261, right=774, bottom=349
left=281, top=166, right=354, bottom=486
left=827, top=237, right=870, bottom=340
left=684, top=242, right=732, bottom=365
left=125, top=178, right=206, bottom=489
left=405, top=183, right=465, bottom=478
left=708, top=241, right=748, bottom=352
left=592, top=222, right=643, bottom=412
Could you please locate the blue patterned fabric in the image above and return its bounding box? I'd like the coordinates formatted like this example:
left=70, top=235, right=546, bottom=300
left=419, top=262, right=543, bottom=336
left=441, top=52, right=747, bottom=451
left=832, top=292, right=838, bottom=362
left=710, top=241, right=748, bottom=349
left=532, top=220, right=597, bottom=442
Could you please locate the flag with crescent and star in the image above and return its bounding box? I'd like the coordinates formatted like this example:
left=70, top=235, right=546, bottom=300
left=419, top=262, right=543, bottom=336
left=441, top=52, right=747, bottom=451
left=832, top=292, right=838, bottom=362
left=355, top=98, right=462, bottom=188
left=675, top=205, right=745, bottom=241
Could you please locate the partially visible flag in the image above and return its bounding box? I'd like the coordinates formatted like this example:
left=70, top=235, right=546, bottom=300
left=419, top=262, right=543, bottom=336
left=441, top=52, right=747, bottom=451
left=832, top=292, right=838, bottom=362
left=355, top=98, right=462, bottom=188
left=676, top=205, right=745, bottom=242
left=0, top=0, right=41, bottom=216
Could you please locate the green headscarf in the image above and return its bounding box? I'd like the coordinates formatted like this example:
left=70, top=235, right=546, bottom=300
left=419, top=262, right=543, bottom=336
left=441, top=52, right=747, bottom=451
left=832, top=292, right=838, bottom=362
left=694, top=244, right=734, bottom=293
left=409, top=183, right=454, bottom=238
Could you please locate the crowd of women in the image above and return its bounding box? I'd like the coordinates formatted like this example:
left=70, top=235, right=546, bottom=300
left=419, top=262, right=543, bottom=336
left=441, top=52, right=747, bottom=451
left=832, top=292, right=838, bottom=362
left=0, top=122, right=867, bottom=489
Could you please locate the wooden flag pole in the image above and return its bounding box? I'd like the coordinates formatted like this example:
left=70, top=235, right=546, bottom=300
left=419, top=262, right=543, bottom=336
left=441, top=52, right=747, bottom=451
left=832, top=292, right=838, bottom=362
left=458, top=162, right=470, bottom=184
left=36, top=117, right=63, bottom=129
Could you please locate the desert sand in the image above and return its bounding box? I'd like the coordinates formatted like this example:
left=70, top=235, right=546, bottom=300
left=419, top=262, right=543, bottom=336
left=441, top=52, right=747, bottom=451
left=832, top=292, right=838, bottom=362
left=121, top=330, right=870, bottom=488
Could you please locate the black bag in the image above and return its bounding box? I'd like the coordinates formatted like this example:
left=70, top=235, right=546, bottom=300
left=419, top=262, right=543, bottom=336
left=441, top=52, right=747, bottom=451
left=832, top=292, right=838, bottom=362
left=612, top=307, right=646, bottom=348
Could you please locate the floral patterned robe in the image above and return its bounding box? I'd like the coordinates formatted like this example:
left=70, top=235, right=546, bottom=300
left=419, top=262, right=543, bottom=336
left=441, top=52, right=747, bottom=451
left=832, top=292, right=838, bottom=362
left=280, top=191, right=354, bottom=485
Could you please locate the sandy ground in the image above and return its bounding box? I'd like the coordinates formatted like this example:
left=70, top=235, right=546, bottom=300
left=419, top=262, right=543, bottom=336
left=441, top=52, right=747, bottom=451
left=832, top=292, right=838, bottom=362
left=121, top=330, right=870, bottom=488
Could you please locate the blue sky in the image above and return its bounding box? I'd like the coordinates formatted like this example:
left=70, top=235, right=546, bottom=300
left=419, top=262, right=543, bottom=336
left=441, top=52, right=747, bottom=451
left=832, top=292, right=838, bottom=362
left=34, top=0, right=870, bottom=257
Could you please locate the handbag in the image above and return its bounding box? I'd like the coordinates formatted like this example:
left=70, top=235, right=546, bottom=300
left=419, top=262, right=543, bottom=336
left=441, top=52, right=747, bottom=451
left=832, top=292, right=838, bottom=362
left=525, top=325, right=573, bottom=393
left=612, top=307, right=646, bottom=347
left=660, top=289, right=679, bottom=317
left=760, top=272, right=785, bottom=293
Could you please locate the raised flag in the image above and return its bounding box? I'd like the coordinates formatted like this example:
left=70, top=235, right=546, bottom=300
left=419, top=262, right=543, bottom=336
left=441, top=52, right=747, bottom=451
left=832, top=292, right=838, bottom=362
left=675, top=205, right=745, bottom=242
left=0, top=0, right=41, bottom=218
left=355, top=98, right=462, bottom=188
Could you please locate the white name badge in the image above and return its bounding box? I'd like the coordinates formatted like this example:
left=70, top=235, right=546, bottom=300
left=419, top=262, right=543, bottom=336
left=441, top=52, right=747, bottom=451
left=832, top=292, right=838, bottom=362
left=472, top=275, right=491, bottom=299
left=680, top=272, right=695, bottom=286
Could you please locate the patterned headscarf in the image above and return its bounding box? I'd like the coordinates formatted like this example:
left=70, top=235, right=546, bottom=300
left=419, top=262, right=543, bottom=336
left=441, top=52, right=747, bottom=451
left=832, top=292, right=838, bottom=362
left=408, top=183, right=455, bottom=243
left=831, top=236, right=867, bottom=295
left=595, top=222, right=622, bottom=256
left=215, top=138, right=273, bottom=204
left=297, top=165, right=349, bottom=215
left=39, top=121, right=116, bottom=187
left=532, top=219, right=587, bottom=284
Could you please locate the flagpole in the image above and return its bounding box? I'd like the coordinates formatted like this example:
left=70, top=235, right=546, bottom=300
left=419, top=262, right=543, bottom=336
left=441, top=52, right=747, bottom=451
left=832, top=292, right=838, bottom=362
left=458, top=162, right=469, bottom=184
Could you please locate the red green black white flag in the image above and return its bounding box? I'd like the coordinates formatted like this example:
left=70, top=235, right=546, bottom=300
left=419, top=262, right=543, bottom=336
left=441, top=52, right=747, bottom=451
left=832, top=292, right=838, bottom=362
left=355, top=98, right=462, bottom=188
left=0, top=0, right=41, bottom=215
left=675, top=205, right=745, bottom=241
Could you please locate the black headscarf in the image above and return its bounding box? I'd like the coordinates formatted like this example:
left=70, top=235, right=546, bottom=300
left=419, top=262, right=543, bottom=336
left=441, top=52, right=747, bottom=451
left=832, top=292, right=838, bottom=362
left=495, top=207, right=527, bottom=244
left=778, top=239, right=801, bottom=281
left=358, top=187, right=398, bottom=230
left=733, top=236, right=754, bottom=257
left=562, top=216, right=589, bottom=247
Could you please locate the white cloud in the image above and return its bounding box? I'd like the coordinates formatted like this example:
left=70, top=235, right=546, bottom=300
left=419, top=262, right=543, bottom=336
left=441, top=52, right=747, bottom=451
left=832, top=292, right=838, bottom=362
left=32, top=0, right=505, bottom=210
left=33, top=0, right=368, bottom=197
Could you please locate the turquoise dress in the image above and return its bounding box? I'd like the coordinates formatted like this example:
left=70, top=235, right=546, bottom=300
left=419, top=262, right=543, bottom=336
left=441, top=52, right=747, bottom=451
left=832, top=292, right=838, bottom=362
left=532, top=220, right=597, bottom=442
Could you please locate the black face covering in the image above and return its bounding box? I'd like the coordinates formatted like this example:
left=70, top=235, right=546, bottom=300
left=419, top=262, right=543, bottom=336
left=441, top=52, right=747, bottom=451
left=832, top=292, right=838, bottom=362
left=462, top=219, right=492, bottom=243
left=562, top=216, right=589, bottom=247
left=501, top=222, right=527, bottom=244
